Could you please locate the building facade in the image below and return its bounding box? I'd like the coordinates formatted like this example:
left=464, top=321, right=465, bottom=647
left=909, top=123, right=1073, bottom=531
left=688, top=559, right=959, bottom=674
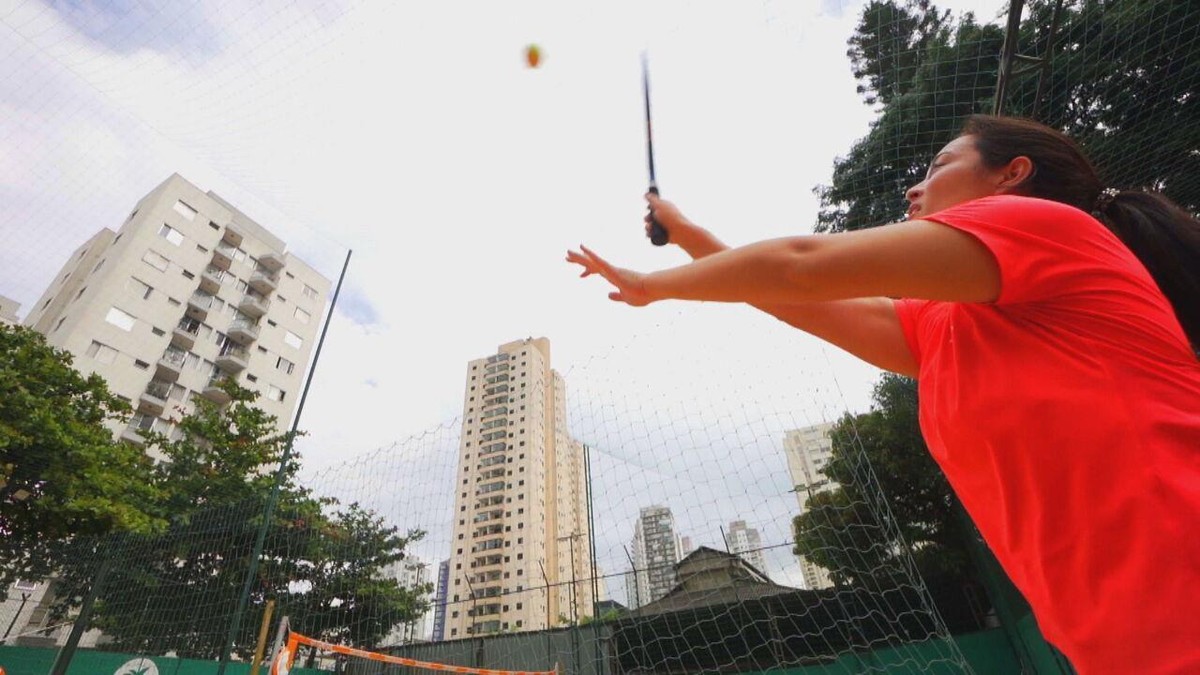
left=628, top=506, right=682, bottom=609
left=382, top=559, right=433, bottom=645
left=22, top=174, right=331, bottom=447
left=431, top=560, right=450, bottom=642
left=783, top=422, right=836, bottom=590
left=445, top=338, right=594, bottom=639
left=0, top=295, right=19, bottom=325
left=726, top=520, right=767, bottom=575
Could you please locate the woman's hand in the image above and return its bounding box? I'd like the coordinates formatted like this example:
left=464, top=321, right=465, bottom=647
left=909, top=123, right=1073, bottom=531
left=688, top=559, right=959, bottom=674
left=645, top=193, right=727, bottom=259
left=565, top=245, right=656, bottom=307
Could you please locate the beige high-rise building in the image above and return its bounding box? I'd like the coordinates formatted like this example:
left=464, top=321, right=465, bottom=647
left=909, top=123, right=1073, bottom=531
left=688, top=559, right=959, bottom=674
left=783, top=422, right=837, bottom=590
left=23, top=174, right=331, bottom=448
left=446, top=338, right=593, bottom=639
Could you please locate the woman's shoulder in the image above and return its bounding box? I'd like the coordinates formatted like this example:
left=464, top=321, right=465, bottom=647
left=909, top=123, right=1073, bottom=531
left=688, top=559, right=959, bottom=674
left=935, top=194, right=1108, bottom=240
left=961, top=194, right=1094, bottom=219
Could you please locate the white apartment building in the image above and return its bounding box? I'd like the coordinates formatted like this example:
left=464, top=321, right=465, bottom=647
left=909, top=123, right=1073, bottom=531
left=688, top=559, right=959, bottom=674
left=22, top=174, right=331, bottom=447
left=783, top=422, right=837, bottom=590
left=629, top=506, right=682, bottom=609
left=726, top=520, right=767, bottom=575
left=446, top=338, right=594, bottom=639
left=0, top=295, right=19, bottom=325
left=382, top=559, right=433, bottom=645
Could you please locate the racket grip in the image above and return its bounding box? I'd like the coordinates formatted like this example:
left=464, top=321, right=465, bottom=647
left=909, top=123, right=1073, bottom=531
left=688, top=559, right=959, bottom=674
left=647, top=186, right=669, bottom=246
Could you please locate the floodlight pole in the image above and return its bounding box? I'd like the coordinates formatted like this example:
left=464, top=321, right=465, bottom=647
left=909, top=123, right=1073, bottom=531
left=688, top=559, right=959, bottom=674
left=217, top=249, right=352, bottom=675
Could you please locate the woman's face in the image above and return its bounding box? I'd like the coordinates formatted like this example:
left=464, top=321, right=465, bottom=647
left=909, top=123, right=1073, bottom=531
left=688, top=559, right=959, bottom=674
left=905, top=134, right=1012, bottom=219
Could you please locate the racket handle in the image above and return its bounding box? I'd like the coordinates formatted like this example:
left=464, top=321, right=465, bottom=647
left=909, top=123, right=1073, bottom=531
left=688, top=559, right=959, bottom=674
left=647, top=186, right=669, bottom=246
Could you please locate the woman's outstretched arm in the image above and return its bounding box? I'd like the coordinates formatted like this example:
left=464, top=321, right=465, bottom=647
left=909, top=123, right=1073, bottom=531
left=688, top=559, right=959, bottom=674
left=568, top=197, right=1000, bottom=375
left=654, top=214, right=919, bottom=376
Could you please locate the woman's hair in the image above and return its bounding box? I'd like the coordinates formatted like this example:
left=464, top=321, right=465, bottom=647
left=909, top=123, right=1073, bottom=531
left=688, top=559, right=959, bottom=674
left=961, top=114, right=1200, bottom=351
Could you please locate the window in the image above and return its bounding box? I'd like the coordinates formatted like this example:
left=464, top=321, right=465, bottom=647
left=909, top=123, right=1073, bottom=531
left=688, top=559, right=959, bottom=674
left=283, top=331, right=302, bottom=349
left=127, top=277, right=153, bottom=299
left=276, top=356, right=295, bottom=375
left=92, top=259, right=105, bottom=274
left=53, top=316, right=67, bottom=332
left=74, top=287, right=87, bottom=301
left=266, top=385, right=286, bottom=402
left=158, top=224, right=184, bottom=245
left=134, top=359, right=149, bottom=370
left=302, top=284, right=318, bottom=300
left=173, top=200, right=197, bottom=220
left=105, top=307, right=136, bottom=331
left=86, top=340, right=118, bottom=364
left=293, top=307, right=310, bottom=324
left=246, top=374, right=258, bottom=383
left=142, top=250, right=170, bottom=272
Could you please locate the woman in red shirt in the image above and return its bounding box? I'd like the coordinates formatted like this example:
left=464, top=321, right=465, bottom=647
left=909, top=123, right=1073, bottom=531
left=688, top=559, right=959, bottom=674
left=567, top=115, right=1200, bottom=674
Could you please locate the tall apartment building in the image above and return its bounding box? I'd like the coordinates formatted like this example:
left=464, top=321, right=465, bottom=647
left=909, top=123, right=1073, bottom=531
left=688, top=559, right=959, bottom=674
left=22, top=174, right=330, bottom=446
left=445, top=338, right=594, bottom=639
left=726, top=520, right=767, bottom=575
left=783, top=422, right=837, bottom=590
left=628, top=505, right=682, bottom=609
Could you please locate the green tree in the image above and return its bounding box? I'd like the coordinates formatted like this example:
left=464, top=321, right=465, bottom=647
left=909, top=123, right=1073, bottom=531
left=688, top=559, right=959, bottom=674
left=817, top=1, right=1003, bottom=233
left=0, top=324, right=161, bottom=587
left=817, top=0, right=1200, bottom=235
left=793, top=375, right=972, bottom=587
left=49, top=380, right=426, bottom=657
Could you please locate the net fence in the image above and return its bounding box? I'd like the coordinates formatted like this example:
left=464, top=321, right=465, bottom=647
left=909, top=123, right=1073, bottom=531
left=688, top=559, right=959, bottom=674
left=3, top=1, right=1198, bottom=674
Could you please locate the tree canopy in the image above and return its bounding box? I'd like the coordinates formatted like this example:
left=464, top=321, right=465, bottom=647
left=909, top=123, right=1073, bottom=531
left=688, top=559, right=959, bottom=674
left=793, top=374, right=972, bottom=588
left=0, top=324, right=162, bottom=587
left=13, top=374, right=427, bottom=656
left=816, top=0, right=1199, bottom=234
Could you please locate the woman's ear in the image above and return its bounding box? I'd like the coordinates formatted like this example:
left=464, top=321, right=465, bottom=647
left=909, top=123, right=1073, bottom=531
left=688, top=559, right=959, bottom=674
left=997, top=156, right=1035, bottom=192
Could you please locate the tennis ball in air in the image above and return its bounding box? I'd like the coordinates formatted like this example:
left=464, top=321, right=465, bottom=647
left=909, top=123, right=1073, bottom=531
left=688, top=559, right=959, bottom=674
left=525, top=44, right=542, bottom=68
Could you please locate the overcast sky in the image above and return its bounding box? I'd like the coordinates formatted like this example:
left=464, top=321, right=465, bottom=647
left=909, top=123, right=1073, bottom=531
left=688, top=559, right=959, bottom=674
left=1, top=0, right=1006, bottom=603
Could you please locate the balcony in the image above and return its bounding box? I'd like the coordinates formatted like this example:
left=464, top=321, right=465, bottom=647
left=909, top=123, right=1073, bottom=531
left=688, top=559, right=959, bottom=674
left=248, top=268, right=279, bottom=294
left=156, top=347, right=188, bottom=381
left=138, top=379, right=172, bottom=416
left=216, top=343, right=249, bottom=372
left=121, top=413, right=158, bottom=447
left=120, top=426, right=146, bottom=447
left=227, top=318, right=260, bottom=345
left=222, top=224, right=244, bottom=247
left=201, top=376, right=232, bottom=405
left=186, top=291, right=215, bottom=321
left=257, top=250, right=285, bottom=271
left=199, top=265, right=226, bottom=294
left=211, top=243, right=236, bottom=270
left=237, top=290, right=270, bottom=318
left=172, top=318, right=201, bottom=350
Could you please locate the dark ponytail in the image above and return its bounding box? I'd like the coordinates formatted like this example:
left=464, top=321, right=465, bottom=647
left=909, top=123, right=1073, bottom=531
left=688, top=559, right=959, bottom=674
left=962, top=115, right=1200, bottom=351
left=1096, top=191, right=1200, bottom=352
